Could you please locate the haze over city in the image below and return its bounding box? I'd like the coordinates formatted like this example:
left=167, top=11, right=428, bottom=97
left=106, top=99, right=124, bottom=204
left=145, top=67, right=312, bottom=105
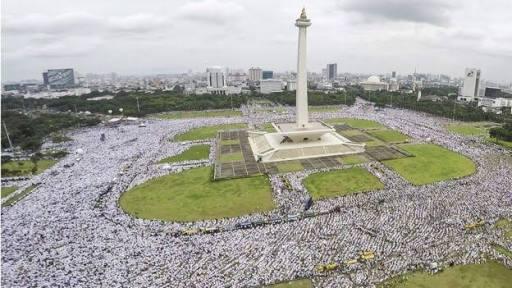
left=2, top=0, right=512, bottom=82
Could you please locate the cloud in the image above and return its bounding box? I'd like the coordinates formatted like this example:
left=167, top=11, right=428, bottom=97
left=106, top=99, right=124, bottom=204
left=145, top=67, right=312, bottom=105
left=3, top=13, right=170, bottom=36
left=2, top=12, right=171, bottom=59
left=3, top=13, right=103, bottom=35
left=6, top=37, right=102, bottom=59
left=342, top=0, right=453, bottom=26
left=176, top=0, right=245, bottom=25
left=108, top=14, right=169, bottom=33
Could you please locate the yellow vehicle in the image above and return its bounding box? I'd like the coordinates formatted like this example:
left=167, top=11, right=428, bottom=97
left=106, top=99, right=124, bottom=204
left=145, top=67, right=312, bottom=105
left=182, top=228, right=199, bottom=236
left=465, top=220, right=485, bottom=230
left=315, top=263, right=339, bottom=273
left=360, top=250, right=375, bottom=261
left=345, top=259, right=358, bottom=265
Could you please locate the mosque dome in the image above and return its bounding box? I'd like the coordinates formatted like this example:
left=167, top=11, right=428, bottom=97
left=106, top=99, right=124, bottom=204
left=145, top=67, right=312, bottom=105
left=367, top=76, right=381, bottom=83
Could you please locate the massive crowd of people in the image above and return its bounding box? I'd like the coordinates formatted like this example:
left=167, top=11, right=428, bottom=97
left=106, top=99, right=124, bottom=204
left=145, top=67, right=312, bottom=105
left=2, top=99, right=511, bottom=287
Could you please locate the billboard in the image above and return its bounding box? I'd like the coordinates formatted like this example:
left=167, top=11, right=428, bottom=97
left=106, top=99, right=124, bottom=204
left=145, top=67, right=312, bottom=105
left=262, top=70, right=273, bottom=80
left=47, top=69, right=75, bottom=88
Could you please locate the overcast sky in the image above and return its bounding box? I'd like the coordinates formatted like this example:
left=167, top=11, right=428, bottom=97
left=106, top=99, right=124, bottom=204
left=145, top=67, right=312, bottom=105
left=2, top=0, right=511, bottom=83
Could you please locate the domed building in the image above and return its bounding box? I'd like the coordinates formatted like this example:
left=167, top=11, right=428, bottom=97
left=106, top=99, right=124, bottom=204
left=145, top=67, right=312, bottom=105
left=360, top=75, right=389, bottom=91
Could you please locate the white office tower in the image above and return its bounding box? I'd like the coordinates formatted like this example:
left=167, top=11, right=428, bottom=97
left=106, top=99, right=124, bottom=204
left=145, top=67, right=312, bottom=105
left=247, top=8, right=365, bottom=163
left=206, top=67, right=226, bottom=88
left=389, top=78, right=399, bottom=92
left=460, top=68, right=481, bottom=101
left=287, top=80, right=297, bottom=91
left=248, top=67, right=262, bottom=81
left=260, top=79, right=283, bottom=94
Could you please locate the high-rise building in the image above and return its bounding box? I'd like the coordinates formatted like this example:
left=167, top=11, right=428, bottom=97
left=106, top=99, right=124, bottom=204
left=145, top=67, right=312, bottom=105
left=206, top=67, right=226, bottom=88
left=42, top=72, right=49, bottom=86
left=45, top=69, right=75, bottom=89
left=459, top=68, right=481, bottom=101
left=262, top=70, right=273, bottom=80
left=389, top=78, right=399, bottom=92
left=260, top=79, right=283, bottom=94
left=392, top=71, right=396, bottom=78
left=248, top=67, right=262, bottom=81
left=326, top=63, right=337, bottom=80
left=287, top=80, right=297, bottom=91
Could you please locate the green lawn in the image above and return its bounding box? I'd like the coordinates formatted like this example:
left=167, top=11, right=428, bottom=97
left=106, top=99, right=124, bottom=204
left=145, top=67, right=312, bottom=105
left=175, top=123, right=246, bottom=141
left=220, top=152, right=244, bottom=163
left=338, top=154, right=368, bottom=165
left=384, top=144, right=476, bottom=185
left=369, top=130, right=409, bottom=143
left=488, top=137, right=512, bottom=149
left=326, top=118, right=386, bottom=130
left=2, top=185, right=35, bottom=207
left=119, top=166, right=274, bottom=221
left=339, top=129, right=364, bottom=136
left=276, top=161, right=304, bottom=173
left=495, top=218, right=512, bottom=240
left=309, top=105, right=339, bottom=112
left=1, top=159, right=57, bottom=177
left=493, top=244, right=512, bottom=259
left=260, top=123, right=276, bottom=132
left=380, top=261, right=512, bottom=288
left=156, top=109, right=241, bottom=119
left=304, top=167, right=384, bottom=200
left=1, top=186, right=17, bottom=198
left=446, top=122, right=498, bottom=137
left=446, top=122, right=512, bottom=149
left=266, top=279, right=313, bottom=288
left=159, top=145, right=210, bottom=164
left=221, top=139, right=240, bottom=145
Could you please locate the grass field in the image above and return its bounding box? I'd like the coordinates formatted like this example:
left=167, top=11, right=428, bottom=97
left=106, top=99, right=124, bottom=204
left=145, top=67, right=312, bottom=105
left=446, top=122, right=498, bottom=136
left=259, top=123, right=276, bottom=132
left=175, top=123, right=246, bottom=141
left=1, top=186, right=17, bottom=198
left=266, top=279, right=313, bottom=288
left=369, top=130, right=409, bottom=143
left=326, top=118, right=386, bottom=130
left=304, top=167, right=384, bottom=200
left=380, top=261, right=512, bottom=288
left=1, top=159, right=57, bottom=177
left=119, top=166, right=274, bottom=221
left=156, top=109, right=241, bottom=119
left=221, top=139, right=240, bottom=145
left=383, top=144, right=476, bottom=185
left=495, top=218, right=512, bottom=240
left=276, top=161, right=304, bottom=173
left=339, top=129, right=364, bottom=136
left=220, top=152, right=244, bottom=163
left=159, top=145, right=210, bottom=164
left=488, top=137, right=512, bottom=149
left=338, top=154, right=368, bottom=165
left=446, top=122, right=512, bottom=149
left=493, top=244, right=512, bottom=259
left=2, top=185, right=35, bottom=207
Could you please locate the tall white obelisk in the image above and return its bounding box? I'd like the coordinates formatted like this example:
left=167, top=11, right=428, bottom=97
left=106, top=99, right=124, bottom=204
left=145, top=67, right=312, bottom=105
left=295, top=8, right=311, bottom=129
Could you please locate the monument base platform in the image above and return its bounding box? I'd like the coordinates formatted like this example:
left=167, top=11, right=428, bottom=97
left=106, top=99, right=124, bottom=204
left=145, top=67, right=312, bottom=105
left=248, top=122, right=365, bottom=163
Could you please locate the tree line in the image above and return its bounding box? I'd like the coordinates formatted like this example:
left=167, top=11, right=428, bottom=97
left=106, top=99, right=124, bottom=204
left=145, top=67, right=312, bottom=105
left=355, top=86, right=511, bottom=123
left=1, top=90, right=358, bottom=152
left=1, top=111, right=100, bottom=151
left=490, top=122, right=512, bottom=142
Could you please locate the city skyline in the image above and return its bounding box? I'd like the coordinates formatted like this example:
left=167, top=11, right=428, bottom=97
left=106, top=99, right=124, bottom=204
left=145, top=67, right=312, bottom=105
left=2, top=0, right=512, bottom=83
